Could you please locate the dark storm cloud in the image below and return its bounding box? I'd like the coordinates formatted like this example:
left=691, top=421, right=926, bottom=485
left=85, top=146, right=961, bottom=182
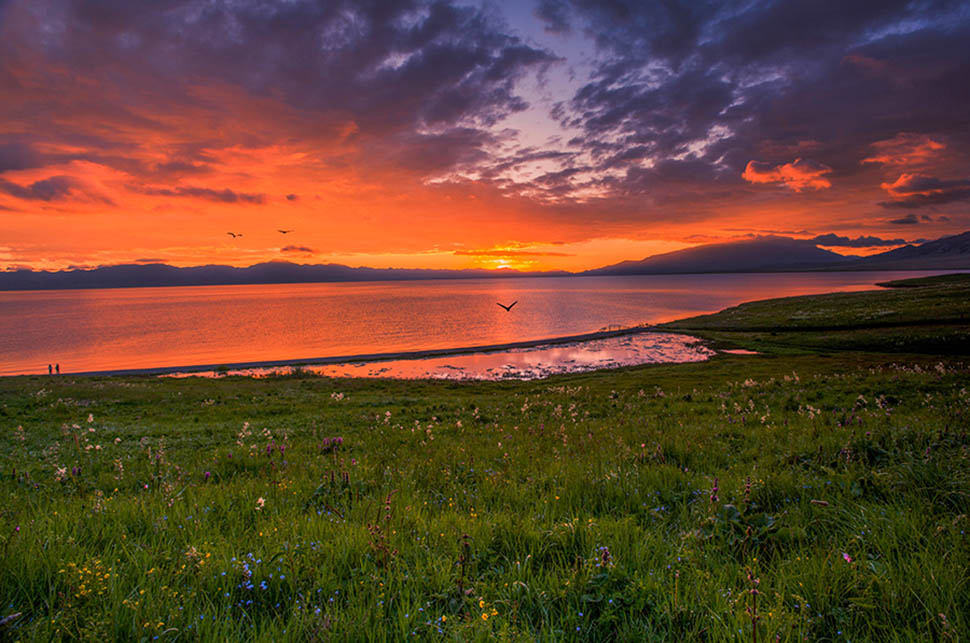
left=380, top=127, right=497, bottom=175
left=134, top=186, right=266, bottom=204
left=0, top=0, right=556, bottom=185
left=615, top=158, right=733, bottom=200
left=712, top=0, right=918, bottom=63
left=887, top=214, right=921, bottom=225
left=154, top=160, right=211, bottom=178
left=534, top=0, right=572, bottom=34
left=0, top=175, right=112, bottom=203
left=0, top=137, right=206, bottom=182
left=0, top=142, right=43, bottom=173
left=811, top=233, right=908, bottom=247
left=543, top=0, right=970, bottom=212
left=565, top=67, right=735, bottom=160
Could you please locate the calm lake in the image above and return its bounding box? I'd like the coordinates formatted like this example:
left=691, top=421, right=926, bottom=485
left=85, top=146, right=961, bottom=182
left=0, top=270, right=954, bottom=376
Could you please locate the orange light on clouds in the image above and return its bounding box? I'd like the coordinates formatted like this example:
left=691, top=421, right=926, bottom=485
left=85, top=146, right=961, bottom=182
left=862, top=133, right=945, bottom=167
left=1, top=1, right=967, bottom=275
left=742, top=158, right=834, bottom=192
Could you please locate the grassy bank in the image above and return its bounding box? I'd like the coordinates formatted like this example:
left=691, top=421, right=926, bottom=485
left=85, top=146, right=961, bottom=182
left=661, top=272, right=970, bottom=355
left=1, top=276, right=968, bottom=641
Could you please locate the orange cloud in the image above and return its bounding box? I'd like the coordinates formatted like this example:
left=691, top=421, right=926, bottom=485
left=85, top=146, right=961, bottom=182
left=879, top=173, right=970, bottom=208
left=862, top=133, right=944, bottom=167
left=742, top=158, right=833, bottom=192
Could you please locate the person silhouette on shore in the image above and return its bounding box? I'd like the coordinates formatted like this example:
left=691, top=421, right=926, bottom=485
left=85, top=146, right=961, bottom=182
left=48, top=364, right=53, bottom=375
left=55, top=363, right=60, bottom=374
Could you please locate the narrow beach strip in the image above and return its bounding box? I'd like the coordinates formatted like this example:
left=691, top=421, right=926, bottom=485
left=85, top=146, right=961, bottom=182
left=57, top=325, right=683, bottom=377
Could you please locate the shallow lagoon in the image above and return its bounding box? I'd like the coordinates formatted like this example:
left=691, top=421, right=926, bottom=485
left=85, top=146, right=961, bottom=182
left=165, top=331, right=716, bottom=380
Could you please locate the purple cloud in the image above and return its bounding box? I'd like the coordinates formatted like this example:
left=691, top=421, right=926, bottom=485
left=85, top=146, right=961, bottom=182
left=134, top=185, right=266, bottom=204
left=811, top=233, right=908, bottom=247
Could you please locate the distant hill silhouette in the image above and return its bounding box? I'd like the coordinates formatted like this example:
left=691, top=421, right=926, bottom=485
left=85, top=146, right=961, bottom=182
left=0, top=261, right=567, bottom=291
left=584, top=236, right=852, bottom=276
left=584, top=232, right=970, bottom=276
left=849, top=231, right=970, bottom=270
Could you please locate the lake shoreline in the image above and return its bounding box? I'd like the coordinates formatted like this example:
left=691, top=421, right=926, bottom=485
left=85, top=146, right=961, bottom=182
left=48, top=324, right=692, bottom=378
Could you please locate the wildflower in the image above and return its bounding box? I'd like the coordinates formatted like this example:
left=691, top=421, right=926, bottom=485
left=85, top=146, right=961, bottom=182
left=842, top=552, right=852, bottom=563
left=481, top=613, right=488, bottom=621
left=710, top=477, right=719, bottom=503
left=596, top=546, right=613, bottom=568
left=204, top=471, right=211, bottom=481
left=185, top=546, right=203, bottom=565
left=255, top=497, right=265, bottom=511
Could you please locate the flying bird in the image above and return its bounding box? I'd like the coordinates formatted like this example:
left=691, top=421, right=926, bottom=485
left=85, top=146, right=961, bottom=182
left=497, top=301, right=518, bottom=311
left=226, top=232, right=242, bottom=238
left=278, top=229, right=294, bottom=234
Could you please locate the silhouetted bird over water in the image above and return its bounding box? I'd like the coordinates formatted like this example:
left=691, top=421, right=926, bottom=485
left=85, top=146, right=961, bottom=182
left=497, top=301, right=518, bottom=311
left=278, top=229, right=294, bottom=234
left=226, top=232, right=242, bottom=238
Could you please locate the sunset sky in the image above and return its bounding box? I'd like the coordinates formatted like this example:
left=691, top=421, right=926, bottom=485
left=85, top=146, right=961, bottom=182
left=1, top=0, right=969, bottom=272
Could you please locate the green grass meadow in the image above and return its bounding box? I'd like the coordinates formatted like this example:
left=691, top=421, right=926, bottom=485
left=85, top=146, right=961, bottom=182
left=1, top=275, right=969, bottom=641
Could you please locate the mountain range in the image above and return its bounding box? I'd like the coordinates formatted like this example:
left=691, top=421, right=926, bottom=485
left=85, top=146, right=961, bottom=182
left=584, top=231, right=970, bottom=275
left=2, top=231, right=969, bottom=291
left=0, top=262, right=568, bottom=291
left=582, top=236, right=852, bottom=275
